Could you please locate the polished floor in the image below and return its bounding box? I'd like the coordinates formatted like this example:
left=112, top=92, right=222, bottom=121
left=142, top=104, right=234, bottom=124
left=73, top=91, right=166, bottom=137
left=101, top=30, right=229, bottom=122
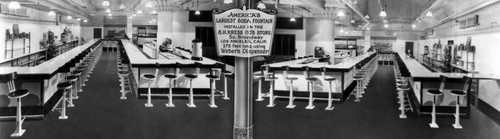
left=1, top=51, right=499, bottom=139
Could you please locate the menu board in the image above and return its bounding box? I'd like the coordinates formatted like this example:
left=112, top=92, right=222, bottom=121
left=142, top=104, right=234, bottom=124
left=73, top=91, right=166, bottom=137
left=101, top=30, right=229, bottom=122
left=212, top=6, right=277, bottom=57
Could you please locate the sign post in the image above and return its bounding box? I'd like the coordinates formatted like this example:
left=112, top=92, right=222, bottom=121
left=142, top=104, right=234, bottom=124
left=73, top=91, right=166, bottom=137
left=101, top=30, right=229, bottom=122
left=212, top=4, right=277, bottom=139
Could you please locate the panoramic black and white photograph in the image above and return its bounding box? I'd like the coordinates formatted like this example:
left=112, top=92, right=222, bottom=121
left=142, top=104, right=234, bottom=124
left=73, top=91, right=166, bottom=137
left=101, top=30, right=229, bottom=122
left=0, top=0, right=499, bottom=138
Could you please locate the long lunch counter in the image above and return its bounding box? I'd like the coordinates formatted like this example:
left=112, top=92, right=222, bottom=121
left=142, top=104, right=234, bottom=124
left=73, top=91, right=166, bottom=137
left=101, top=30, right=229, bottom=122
left=0, top=39, right=102, bottom=119
left=119, top=39, right=232, bottom=106
left=258, top=52, right=378, bottom=109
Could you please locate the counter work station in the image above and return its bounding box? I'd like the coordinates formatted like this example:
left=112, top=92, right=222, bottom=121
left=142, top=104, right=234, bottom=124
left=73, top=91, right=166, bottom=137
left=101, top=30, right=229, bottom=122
left=118, top=39, right=234, bottom=108
left=257, top=52, right=379, bottom=110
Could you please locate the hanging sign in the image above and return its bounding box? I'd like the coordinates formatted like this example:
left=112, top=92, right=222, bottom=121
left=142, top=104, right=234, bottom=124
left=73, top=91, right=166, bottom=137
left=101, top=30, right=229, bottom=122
left=212, top=5, right=277, bottom=57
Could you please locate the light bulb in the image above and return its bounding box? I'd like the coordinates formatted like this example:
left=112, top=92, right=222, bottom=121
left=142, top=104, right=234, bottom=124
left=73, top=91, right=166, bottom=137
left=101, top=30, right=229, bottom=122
left=48, top=10, right=56, bottom=16
left=83, top=19, right=88, bottom=23
left=151, top=10, right=157, bottom=14
left=137, top=10, right=143, bottom=14
left=120, top=4, right=126, bottom=9
left=67, top=16, right=72, bottom=20
left=337, top=11, right=345, bottom=17
left=8, top=1, right=21, bottom=10
left=411, top=24, right=416, bottom=28
left=366, top=27, right=370, bottom=30
left=132, top=14, right=136, bottom=17
left=103, top=0, right=110, bottom=6
left=145, top=1, right=153, bottom=8
left=393, top=32, right=397, bottom=36
left=384, top=24, right=389, bottom=28
left=257, top=1, right=266, bottom=9
left=351, top=19, right=355, bottom=23
left=340, top=29, right=344, bottom=33
left=106, top=8, right=111, bottom=13
left=290, top=17, right=296, bottom=22
left=195, top=10, right=200, bottom=15
left=426, top=11, right=433, bottom=17
left=108, top=13, right=112, bottom=17
left=365, top=15, right=370, bottom=19
left=224, top=0, right=233, bottom=4
left=380, top=10, right=387, bottom=17
left=129, top=16, right=133, bottom=19
left=76, top=18, right=81, bottom=21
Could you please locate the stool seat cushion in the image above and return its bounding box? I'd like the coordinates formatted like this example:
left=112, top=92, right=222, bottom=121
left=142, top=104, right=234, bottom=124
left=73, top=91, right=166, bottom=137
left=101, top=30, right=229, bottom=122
left=185, top=74, right=198, bottom=79
left=206, top=75, right=219, bottom=79
left=8, top=89, right=29, bottom=98
left=426, top=89, right=443, bottom=95
left=353, top=76, right=363, bottom=80
left=118, top=71, right=129, bottom=75
left=450, top=90, right=467, bottom=96
left=285, top=77, right=298, bottom=80
left=305, top=77, right=318, bottom=81
left=72, top=70, right=84, bottom=75
left=66, top=75, right=79, bottom=81
left=222, top=70, right=232, bottom=74
left=57, top=82, right=73, bottom=89
left=164, top=74, right=177, bottom=79
left=324, top=78, right=336, bottom=81
left=397, top=85, right=410, bottom=90
left=142, top=74, right=156, bottom=79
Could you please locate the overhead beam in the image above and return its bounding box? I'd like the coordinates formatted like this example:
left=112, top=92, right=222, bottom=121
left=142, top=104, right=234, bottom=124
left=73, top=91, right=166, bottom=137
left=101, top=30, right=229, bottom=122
left=295, top=0, right=325, bottom=10
left=425, top=0, right=500, bottom=29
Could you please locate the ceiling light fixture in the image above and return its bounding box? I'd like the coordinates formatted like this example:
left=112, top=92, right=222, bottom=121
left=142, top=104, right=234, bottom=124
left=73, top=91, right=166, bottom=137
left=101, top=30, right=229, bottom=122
left=108, top=13, right=112, bottom=17
left=67, top=16, right=72, bottom=20
left=380, top=10, right=387, bottom=17
left=334, top=20, right=340, bottom=24
left=8, top=1, right=21, bottom=10
left=145, top=1, right=153, bottom=8
left=120, top=4, right=126, bottom=9
left=257, top=1, right=266, bottom=9
left=340, top=29, right=344, bottom=33
left=48, top=10, right=56, bottom=16
left=411, top=24, right=416, bottom=28
left=223, top=0, right=233, bottom=4
left=195, top=0, right=200, bottom=15
left=129, top=16, right=133, bottom=19
left=106, top=8, right=111, bottom=13
left=351, top=18, right=355, bottom=23
left=290, top=17, right=296, bottom=22
left=76, top=18, right=81, bottom=21
left=365, top=15, right=370, bottom=19
left=384, top=24, right=389, bottom=28
left=83, top=19, right=88, bottom=23
left=393, top=32, right=397, bottom=36
left=132, top=13, right=136, bottom=17
left=366, top=27, right=370, bottom=30
left=426, top=11, right=433, bottom=17
left=337, top=10, right=345, bottom=17
left=137, top=9, right=143, bottom=14
left=103, top=0, right=110, bottom=7
left=151, top=10, right=157, bottom=14
left=290, top=5, right=296, bottom=22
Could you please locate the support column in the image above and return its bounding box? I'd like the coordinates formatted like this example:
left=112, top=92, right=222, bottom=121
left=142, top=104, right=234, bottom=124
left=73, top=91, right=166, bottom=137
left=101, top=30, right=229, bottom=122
left=305, top=19, right=335, bottom=56
left=126, top=15, right=133, bottom=39
left=157, top=11, right=174, bottom=45
left=233, top=1, right=254, bottom=139
left=364, top=30, right=371, bottom=54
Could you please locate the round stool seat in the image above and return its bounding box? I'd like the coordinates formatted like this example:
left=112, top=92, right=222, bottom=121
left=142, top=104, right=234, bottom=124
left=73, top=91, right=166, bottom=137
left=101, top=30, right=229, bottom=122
left=72, top=70, right=84, bottom=75
left=206, top=74, right=219, bottom=79
left=66, top=75, right=79, bottom=82
left=164, top=74, right=177, bottom=79
left=305, top=77, right=318, bottom=81
left=353, top=76, right=363, bottom=80
left=118, top=71, right=129, bottom=75
left=185, top=74, right=198, bottom=79
left=254, top=73, right=265, bottom=78
left=285, top=77, right=298, bottom=80
left=426, top=90, right=443, bottom=95
left=324, top=78, right=337, bottom=81
left=265, top=76, right=278, bottom=81
left=450, top=90, right=466, bottom=96
left=8, top=89, right=29, bottom=98
left=397, top=85, right=410, bottom=91
left=142, top=74, right=156, bottom=80
left=222, top=70, right=232, bottom=75
left=57, top=82, right=73, bottom=90
left=118, top=66, right=127, bottom=71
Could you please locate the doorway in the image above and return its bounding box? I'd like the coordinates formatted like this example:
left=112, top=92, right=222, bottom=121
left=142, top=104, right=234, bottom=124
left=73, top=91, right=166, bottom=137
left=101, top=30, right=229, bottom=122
left=93, top=28, right=102, bottom=39
left=405, top=42, right=414, bottom=57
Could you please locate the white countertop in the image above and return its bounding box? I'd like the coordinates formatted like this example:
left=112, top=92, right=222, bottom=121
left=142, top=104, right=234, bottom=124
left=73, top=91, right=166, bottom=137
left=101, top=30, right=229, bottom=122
left=399, top=55, right=493, bottom=79
left=0, top=39, right=97, bottom=75
left=266, top=52, right=375, bottom=69
left=121, top=39, right=219, bottom=65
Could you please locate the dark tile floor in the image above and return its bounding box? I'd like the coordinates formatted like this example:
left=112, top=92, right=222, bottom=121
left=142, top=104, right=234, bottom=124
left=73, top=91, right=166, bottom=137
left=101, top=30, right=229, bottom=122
left=1, top=51, right=499, bottom=139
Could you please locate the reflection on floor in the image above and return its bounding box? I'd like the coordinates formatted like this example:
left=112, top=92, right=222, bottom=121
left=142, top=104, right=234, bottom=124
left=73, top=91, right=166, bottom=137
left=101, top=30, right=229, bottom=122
left=0, top=51, right=499, bottom=139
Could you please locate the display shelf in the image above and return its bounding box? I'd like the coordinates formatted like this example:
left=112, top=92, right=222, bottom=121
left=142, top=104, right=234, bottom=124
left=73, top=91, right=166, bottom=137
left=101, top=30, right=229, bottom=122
left=4, top=32, right=31, bottom=58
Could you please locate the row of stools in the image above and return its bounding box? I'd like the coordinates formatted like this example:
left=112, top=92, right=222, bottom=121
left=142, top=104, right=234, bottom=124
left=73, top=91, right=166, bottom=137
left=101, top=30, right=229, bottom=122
left=393, top=55, right=413, bottom=119
left=53, top=41, right=102, bottom=120
left=255, top=65, right=339, bottom=110
left=352, top=54, right=379, bottom=102
left=6, top=41, right=102, bottom=137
